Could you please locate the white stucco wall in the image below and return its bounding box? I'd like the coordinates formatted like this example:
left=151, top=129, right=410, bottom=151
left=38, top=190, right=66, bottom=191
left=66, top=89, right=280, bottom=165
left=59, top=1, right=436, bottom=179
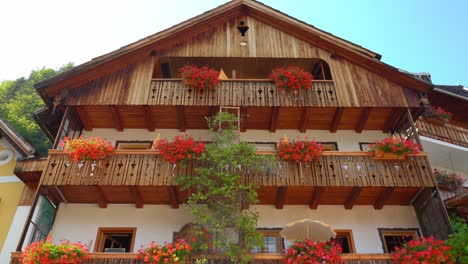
left=82, top=129, right=389, bottom=152
left=0, top=206, right=30, bottom=264
left=51, top=204, right=420, bottom=254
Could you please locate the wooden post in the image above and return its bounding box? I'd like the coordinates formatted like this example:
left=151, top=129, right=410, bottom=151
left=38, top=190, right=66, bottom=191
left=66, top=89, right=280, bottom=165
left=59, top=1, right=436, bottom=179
left=52, top=106, right=69, bottom=149
left=406, top=108, right=422, bottom=147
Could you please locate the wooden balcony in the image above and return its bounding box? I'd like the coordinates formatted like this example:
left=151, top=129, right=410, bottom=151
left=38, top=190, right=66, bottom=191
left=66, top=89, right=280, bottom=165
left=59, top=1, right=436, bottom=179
left=10, top=252, right=394, bottom=263
left=14, top=158, right=47, bottom=183
left=37, top=150, right=434, bottom=209
left=416, top=117, right=468, bottom=147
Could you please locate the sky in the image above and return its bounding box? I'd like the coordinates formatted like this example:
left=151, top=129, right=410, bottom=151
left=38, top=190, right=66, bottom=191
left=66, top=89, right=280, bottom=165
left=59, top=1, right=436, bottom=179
left=0, top=0, right=467, bottom=86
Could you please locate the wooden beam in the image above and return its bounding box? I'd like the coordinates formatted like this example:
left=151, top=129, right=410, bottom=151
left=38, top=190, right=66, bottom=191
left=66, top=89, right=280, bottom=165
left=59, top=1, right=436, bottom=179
left=109, top=105, right=123, bottom=131
left=176, top=106, right=186, bottom=132
left=167, top=186, right=179, bottom=209
left=383, top=108, right=405, bottom=133
left=240, top=107, right=248, bottom=132
left=330, top=107, right=344, bottom=133
left=374, top=187, right=394, bottom=210
left=355, top=107, right=371, bottom=133
left=93, top=185, right=108, bottom=208
left=275, top=186, right=288, bottom=209
left=299, top=108, right=312, bottom=133
left=77, top=106, right=93, bottom=131
left=143, top=106, right=155, bottom=131
left=269, top=107, right=280, bottom=132
left=344, top=187, right=362, bottom=209
left=129, top=186, right=144, bottom=208
left=309, top=187, right=323, bottom=209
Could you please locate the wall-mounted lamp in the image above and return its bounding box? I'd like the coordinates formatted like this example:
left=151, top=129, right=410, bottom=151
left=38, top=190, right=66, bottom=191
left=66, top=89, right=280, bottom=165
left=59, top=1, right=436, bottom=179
left=237, top=21, right=249, bottom=46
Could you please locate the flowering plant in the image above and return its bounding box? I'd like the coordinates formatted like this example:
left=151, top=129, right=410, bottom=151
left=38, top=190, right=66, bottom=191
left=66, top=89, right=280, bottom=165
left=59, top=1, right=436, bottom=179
left=61, top=136, right=115, bottom=162
left=137, top=240, right=192, bottom=264
left=424, top=106, right=453, bottom=122
left=369, top=137, right=421, bottom=156
left=154, top=135, right=206, bottom=164
left=277, top=137, right=324, bottom=163
left=179, top=65, right=220, bottom=91
left=269, top=66, right=313, bottom=93
left=21, top=235, right=89, bottom=264
left=283, top=240, right=342, bottom=264
left=434, top=168, right=466, bottom=191
left=392, top=236, right=454, bottom=264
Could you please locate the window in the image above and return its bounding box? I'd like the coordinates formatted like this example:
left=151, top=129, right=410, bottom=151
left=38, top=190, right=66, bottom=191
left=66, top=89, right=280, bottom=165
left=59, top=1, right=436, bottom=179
left=320, top=142, right=339, bottom=151
left=332, top=230, right=355, bottom=253
left=378, top=228, right=419, bottom=253
left=252, top=229, right=283, bottom=253
left=95, top=227, right=136, bottom=253
left=116, top=141, right=153, bottom=150
left=359, top=142, right=374, bottom=151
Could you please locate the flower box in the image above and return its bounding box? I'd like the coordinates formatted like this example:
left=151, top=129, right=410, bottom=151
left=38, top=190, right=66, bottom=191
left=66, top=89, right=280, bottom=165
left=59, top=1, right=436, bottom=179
left=369, top=137, right=421, bottom=160
left=61, top=136, right=115, bottom=162
left=179, top=65, right=220, bottom=91
left=372, top=150, right=406, bottom=160
left=270, top=66, right=313, bottom=93
left=277, top=137, right=324, bottom=163
left=423, top=106, right=453, bottom=123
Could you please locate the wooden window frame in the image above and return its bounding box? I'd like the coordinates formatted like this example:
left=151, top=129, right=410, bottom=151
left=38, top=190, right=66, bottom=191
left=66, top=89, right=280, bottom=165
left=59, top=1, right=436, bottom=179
left=359, top=142, right=374, bottom=151
left=378, top=228, right=420, bottom=253
left=320, top=142, right=339, bottom=151
left=94, top=227, right=137, bottom=253
left=333, top=229, right=356, bottom=253
left=254, top=228, right=284, bottom=254
left=115, top=141, right=153, bottom=150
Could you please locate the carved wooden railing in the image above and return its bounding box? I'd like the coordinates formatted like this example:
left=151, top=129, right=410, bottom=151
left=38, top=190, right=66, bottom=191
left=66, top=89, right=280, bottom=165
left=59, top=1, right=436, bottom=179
left=10, top=252, right=394, bottom=263
left=14, top=158, right=48, bottom=183
left=147, top=79, right=339, bottom=107
left=39, top=150, right=435, bottom=188
left=416, top=118, right=468, bottom=147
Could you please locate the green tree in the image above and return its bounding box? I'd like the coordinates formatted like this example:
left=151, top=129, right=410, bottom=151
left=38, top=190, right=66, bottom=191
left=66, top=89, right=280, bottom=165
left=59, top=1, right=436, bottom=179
left=0, top=63, right=73, bottom=156
left=176, top=112, right=265, bottom=263
left=446, top=216, right=468, bottom=264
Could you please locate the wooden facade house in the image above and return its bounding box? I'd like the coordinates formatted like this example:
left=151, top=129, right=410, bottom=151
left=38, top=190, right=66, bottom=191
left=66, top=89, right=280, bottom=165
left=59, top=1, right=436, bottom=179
left=10, top=0, right=457, bottom=262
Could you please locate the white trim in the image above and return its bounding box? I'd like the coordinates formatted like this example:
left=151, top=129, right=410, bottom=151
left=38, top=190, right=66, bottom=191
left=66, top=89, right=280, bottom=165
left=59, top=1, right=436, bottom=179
left=420, top=136, right=468, bottom=151
left=0, top=176, right=21, bottom=183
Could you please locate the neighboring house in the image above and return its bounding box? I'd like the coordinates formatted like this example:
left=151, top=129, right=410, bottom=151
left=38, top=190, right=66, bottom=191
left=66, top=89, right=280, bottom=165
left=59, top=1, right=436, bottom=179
left=0, top=117, right=37, bottom=263
left=8, top=0, right=456, bottom=262
left=415, top=84, right=468, bottom=216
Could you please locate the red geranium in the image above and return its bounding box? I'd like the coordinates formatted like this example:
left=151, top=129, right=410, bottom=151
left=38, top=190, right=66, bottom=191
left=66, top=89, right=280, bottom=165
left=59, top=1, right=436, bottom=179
left=277, top=137, right=324, bottom=163
left=283, top=240, right=342, bottom=264
left=137, top=240, right=192, bottom=264
left=155, top=135, right=205, bottom=164
left=424, top=106, right=453, bottom=122
left=270, top=66, right=313, bottom=93
left=61, top=136, right=115, bottom=162
left=179, top=65, right=220, bottom=91
left=392, top=236, right=454, bottom=264
left=22, top=235, right=89, bottom=264
left=434, top=168, right=466, bottom=191
left=369, top=137, right=421, bottom=156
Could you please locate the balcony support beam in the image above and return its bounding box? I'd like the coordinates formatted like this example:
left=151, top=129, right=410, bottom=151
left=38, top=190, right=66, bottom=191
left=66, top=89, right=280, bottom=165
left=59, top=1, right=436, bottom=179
left=374, top=187, right=394, bottom=209
left=330, top=107, right=344, bottom=133
left=270, top=107, right=280, bottom=132
left=240, top=107, right=248, bottom=132
left=299, top=108, right=312, bottom=133
left=143, top=106, right=155, bottom=131
left=93, top=185, right=108, bottom=208
left=176, top=106, right=186, bottom=132
left=275, top=186, right=288, bottom=209
left=129, top=186, right=144, bottom=208
left=167, top=186, right=179, bottom=209
left=309, top=187, right=323, bottom=209
left=355, top=107, right=372, bottom=133
left=383, top=108, right=405, bottom=133
left=344, top=187, right=362, bottom=209
left=109, top=105, right=123, bottom=131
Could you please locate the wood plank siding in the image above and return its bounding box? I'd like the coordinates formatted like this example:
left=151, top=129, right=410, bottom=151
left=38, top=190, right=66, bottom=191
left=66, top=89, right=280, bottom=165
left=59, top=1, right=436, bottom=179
left=416, top=118, right=468, bottom=147
left=10, top=252, right=394, bottom=264
left=14, top=158, right=47, bottom=183
left=40, top=150, right=434, bottom=188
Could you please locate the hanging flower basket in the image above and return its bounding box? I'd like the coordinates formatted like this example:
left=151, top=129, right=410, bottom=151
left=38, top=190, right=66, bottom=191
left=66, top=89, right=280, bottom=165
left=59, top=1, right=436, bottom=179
left=61, top=136, right=115, bottom=162
left=369, top=137, right=421, bottom=160
left=179, top=65, right=220, bottom=91
left=269, top=66, right=313, bottom=94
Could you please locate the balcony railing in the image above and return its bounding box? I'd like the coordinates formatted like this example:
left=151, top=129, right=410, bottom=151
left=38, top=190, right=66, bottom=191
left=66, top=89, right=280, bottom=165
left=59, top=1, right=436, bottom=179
left=10, top=252, right=394, bottom=263
left=147, top=79, right=339, bottom=107
left=40, top=150, right=434, bottom=188
left=416, top=117, right=468, bottom=147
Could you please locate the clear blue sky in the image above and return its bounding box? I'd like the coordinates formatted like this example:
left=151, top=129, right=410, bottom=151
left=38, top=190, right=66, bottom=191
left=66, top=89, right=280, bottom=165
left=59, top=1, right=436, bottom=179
left=0, top=0, right=466, bottom=86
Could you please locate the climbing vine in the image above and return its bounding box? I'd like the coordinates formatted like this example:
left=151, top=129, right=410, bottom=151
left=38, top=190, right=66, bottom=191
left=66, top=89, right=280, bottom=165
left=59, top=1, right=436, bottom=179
left=176, top=112, right=264, bottom=263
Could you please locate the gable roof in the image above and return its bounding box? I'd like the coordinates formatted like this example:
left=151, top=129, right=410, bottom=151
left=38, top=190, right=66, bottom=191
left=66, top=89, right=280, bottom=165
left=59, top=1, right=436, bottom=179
left=0, top=117, right=36, bottom=158
left=35, top=0, right=431, bottom=99
left=433, top=85, right=468, bottom=101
